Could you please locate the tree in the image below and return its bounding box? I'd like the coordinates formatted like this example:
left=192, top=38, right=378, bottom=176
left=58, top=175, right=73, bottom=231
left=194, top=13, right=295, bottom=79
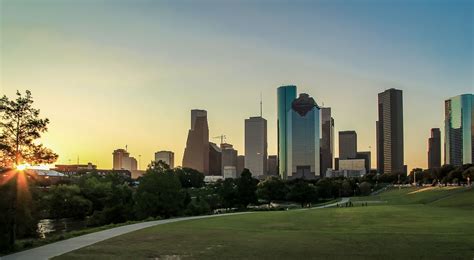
left=257, top=177, right=288, bottom=202
left=409, top=168, right=423, bottom=185
left=359, top=182, right=372, bottom=196
left=134, top=164, right=184, bottom=219
left=287, top=180, right=318, bottom=207
left=341, top=180, right=354, bottom=197
left=0, top=90, right=58, bottom=167
left=436, top=165, right=455, bottom=185
left=462, top=166, right=474, bottom=185
left=0, top=170, right=42, bottom=252
left=447, top=167, right=463, bottom=185
left=216, top=178, right=238, bottom=208
left=236, top=169, right=258, bottom=208
left=316, top=178, right=335, bottom=199
left=175, top=167, right=205, bottom=188
left=45, top=184, right=92, bottom=219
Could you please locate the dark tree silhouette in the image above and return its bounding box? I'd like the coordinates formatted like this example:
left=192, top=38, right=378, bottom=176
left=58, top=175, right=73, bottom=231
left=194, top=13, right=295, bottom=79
left=0, top=90, right=58, bottom=167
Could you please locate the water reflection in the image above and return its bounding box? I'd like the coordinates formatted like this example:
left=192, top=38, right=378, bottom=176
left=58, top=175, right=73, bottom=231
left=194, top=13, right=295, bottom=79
left=37, top=218, right=88, bottom=239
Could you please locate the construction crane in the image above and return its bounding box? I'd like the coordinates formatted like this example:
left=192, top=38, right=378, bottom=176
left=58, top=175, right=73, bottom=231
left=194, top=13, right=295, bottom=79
left=212, top=135, right=226, bottom=145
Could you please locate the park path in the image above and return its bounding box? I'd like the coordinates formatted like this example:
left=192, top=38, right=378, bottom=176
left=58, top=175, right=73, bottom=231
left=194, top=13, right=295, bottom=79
left=304, top=197, right=350, bottom=210
left=1, top=213, right=250, bottom=260
left=2, top=198, right=349, bottom=260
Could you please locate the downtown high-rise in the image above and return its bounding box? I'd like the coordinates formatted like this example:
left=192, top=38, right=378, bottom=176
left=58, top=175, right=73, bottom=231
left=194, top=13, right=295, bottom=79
left=428, top=128, right=441, bottom=169
left=245, top=116, right=267, bottom=178
left=182, top=109, right=209, bottom=174
left=376, top=88, right=405, bottom=174
left=339, top=131, right=357, bottom=160
left=444, top=94, right=473, bottom=166
left=320, top=107, right=334, bottom=176
left=278, top=85, right=320, bottom=180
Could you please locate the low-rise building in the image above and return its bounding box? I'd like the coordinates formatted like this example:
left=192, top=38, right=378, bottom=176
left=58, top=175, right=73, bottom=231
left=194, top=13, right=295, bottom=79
left=325, top=169, right=365, bottom=178
left=155, top=151, right=175, bottom=168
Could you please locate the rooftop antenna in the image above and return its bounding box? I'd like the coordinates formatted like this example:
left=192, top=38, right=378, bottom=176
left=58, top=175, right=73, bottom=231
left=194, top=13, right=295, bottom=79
left=77, top=155, right=79, bottom=165
left=125, top=145, right=128, bottom=152
left=260, top=92, right=263, bottom=117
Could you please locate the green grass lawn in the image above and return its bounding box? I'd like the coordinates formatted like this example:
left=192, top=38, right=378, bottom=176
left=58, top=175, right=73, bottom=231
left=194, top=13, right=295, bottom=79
left=56, top=187, right=474, bottom=260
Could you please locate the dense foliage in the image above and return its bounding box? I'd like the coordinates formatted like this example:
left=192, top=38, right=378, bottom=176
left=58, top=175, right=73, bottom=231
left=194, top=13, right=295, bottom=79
left=0, top=90, right=58, bottom=167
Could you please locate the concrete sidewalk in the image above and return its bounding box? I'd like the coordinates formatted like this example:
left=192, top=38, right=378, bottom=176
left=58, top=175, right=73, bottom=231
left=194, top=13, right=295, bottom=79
left=1, top=213, right=250, bottom=260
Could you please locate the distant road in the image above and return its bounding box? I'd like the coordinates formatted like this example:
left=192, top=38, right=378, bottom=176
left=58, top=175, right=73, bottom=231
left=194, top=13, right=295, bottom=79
left=2, top=197, right=350, bottom=260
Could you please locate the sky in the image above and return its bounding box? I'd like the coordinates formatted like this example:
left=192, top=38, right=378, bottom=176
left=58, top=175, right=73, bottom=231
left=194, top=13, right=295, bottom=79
left=1, top=0, right=473, bottom=171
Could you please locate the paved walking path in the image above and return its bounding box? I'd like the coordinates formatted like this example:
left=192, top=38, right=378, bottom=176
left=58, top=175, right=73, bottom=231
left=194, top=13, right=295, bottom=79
left=2, top=198, right=350, bottom=260
left=301, top=197, right=349, bottom=210
left=1, top=213, right=250, bottom=260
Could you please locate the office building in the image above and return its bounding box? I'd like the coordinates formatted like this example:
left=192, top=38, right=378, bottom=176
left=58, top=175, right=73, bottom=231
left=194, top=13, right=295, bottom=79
left=122, top=157, right=137, bottom=172
left=237, top=155, right=245, bottom=176
left=377, top=88, right=405, bottom=174
left=325, top=169, right=365, bottom=178
left=277, top=85, right=320, bottom=180
left=356, top=151, right=371, bottom=173
left=245, top=116, right=268, bottom=177
left=339, top=131, right=357, bottom=160
left=221, top=143, right=238, bottom=174
left=183, top=109, right=209, bottom=174
left=113, top=149, right=129, bottom=170
left=267, top=155, right=278, bottom=176
left=113, top=148, right=137, bottom=171
left=155, top=151, right=174, bottom=168
left=208, top=142, right=222, bottom=175
left=428, top=128, right=441, bottom=169
left=339, top=158, right=366, bottom=172
left=445, top=94, right=473, bottom=166
left=223, top=166, right=237, bottom=179
left=320, top=107, right=334, bottom=176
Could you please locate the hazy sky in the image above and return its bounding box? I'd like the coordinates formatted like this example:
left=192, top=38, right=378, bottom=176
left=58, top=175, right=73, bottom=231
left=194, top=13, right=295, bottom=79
left=1, top=0, right=473, bottom=171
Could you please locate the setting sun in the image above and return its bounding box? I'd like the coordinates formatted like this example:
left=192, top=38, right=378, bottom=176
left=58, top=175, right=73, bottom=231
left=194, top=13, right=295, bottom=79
left=15, top=163, right=30, bottom=171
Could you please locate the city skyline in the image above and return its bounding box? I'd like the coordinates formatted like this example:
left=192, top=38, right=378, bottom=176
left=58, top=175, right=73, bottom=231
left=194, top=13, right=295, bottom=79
left=1, top=1, right=472, bottom=171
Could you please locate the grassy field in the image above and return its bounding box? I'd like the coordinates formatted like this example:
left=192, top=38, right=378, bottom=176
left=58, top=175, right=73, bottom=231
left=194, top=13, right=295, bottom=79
left=56, top=187, right=474, bottom=260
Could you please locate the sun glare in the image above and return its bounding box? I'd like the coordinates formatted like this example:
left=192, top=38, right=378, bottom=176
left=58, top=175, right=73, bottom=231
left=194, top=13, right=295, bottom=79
left=15, top=163, right=30, bottom=171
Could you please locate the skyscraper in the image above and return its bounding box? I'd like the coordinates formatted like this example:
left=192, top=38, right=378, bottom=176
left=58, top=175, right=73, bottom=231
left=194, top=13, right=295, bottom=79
left=376, top=88, right=405, bottom=174
left=182, top=109, right=209, bottom=174
left=155, top=150, right=175, bottom=168
left=428, top=128, right=441, bottom=169
left=320, top=107, right=334, bottom=176
left=208, top=142, right=222, bottom=175
left=356, top=151, right=371, bottom=173
left=445, top=94, right=473, bottom=166
left=245, top=116, right=267, bottom=178
left=339, top=131, right=357, bottom=160
left=277, top=85, right=297, bottom=179
left=267, top=155, right=278, bottom=176
left=278, top=85, right=321, bottom=180
left=237, top=155, right=245, bottom=176
left=221, top=143, right=238, bottom=174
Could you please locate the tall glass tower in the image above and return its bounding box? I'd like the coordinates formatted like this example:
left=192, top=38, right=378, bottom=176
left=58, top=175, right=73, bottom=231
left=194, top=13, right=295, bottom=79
left=278, top=86, right=320, bottom=179
left=277, top=86, right=297, bottom=179
left=445, top=94, right=473, bottom=166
